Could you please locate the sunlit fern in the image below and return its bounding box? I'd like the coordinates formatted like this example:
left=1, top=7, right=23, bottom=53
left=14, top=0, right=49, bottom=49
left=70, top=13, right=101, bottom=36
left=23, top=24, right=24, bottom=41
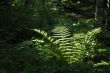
left=52, top=26, right=78, bottom=63
left=84, top=27, right=101, bottom=54
left=32, top=29, right=54, bottom=43
left=17, top=28, right=101, bottom=63
left=52, top=26, right=102, bottom=63
left=16, top=29, right=57, bottom=61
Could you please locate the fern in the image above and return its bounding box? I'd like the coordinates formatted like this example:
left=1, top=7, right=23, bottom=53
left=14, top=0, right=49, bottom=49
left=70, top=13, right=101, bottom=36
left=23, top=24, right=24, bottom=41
left=52, top=26, right=76, bottom=63
left=52, top=26, right=71, bottom=38
left=52, top=26, right=102, bottom=63
left=15, top=29, right=60, bottom=62
left=52, top=26, right=86, bottom=63
left=17, top=28, right=101, bottom=64
left=84, top=28, right=101, bottom=44
left=84, top=28, right=102, bottom=55
left=32, top=29, right=54, bottom=43
left=73, top=28, right=102, bottom=60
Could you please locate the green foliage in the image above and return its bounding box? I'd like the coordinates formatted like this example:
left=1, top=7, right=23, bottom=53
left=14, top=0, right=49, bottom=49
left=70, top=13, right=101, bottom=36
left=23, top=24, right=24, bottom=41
left=52, top=26, right=101, bottom=63
left=1, top=0, right=110, bottom=73
left=32, top=29, right=54, bottom=43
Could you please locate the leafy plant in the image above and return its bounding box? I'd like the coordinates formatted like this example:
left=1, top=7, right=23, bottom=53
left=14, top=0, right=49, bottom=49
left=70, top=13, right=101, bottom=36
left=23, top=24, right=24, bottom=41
left=52, top=25, right=101, bottom=63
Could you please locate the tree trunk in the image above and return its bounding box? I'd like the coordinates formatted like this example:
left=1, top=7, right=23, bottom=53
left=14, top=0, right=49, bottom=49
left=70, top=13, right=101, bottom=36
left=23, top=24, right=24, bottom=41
left=95, top=0, right=110, bottom=31
left=95, top=0, right=104, bottom=22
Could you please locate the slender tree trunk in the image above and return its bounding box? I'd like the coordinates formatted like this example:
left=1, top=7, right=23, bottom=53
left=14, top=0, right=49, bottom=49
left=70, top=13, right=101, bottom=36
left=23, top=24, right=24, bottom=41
left=95, top=0, right=104, bottom=22
left=95, top=0, right=110, bottom=31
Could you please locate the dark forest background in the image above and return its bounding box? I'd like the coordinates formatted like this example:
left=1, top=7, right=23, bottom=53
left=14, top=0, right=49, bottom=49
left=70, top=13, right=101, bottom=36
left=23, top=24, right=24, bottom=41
left=0, top=0, right=110, bottom=73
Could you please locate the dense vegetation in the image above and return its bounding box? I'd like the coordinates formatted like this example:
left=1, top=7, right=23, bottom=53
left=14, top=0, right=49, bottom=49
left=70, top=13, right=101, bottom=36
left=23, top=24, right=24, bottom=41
left=0, top=0, right=110, bottom=73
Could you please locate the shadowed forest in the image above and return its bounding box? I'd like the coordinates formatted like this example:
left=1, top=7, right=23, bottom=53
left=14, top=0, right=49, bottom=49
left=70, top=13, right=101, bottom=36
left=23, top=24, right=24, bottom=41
left=0, top=0, right=110, bottom=73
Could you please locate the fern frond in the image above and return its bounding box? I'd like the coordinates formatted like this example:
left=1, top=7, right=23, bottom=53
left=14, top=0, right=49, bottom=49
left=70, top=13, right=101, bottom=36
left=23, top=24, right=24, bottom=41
left=32, top=29, right=54, bottom=42
left=84, top=27, right=101, bottom=43
left=52, top=26, right=102, bottom=63
left=52, top=26, right=71, bottom=38
left=52, top=26, right=77, bottom=63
